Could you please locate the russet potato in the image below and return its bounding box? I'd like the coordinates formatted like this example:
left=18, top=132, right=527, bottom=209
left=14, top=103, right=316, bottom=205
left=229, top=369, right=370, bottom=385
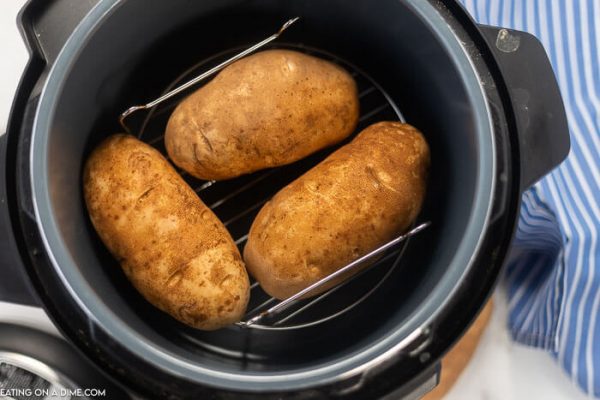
left=244, top=122, right=430, bottom=300
left=165, top=49, right=359, bottom=180
left=84, top=134, right=249, bottom=330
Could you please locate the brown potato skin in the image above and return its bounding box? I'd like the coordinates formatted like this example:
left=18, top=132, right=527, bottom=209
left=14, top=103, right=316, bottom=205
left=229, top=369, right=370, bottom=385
left=244, top=122, right=430, bottom=300
left=83, top=134, right=249, bottom=330
left=165, top=49, right=359, bottom=180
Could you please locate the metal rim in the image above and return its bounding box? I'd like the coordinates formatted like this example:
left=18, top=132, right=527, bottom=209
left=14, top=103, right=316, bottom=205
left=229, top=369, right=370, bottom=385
left=27, top=0, right=498, bottom=392
left=0, top=352, right=78, bottom=394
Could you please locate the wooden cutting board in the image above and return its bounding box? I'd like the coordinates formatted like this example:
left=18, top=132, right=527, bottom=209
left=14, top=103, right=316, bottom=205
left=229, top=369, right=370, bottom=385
left=423, top=299, right=493, bottom=400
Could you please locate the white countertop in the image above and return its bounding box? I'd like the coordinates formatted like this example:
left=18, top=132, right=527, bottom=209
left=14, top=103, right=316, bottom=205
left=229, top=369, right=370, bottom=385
left=444, top=289, right=589, bottom=400
left=0, top=2, right=591, bottom=399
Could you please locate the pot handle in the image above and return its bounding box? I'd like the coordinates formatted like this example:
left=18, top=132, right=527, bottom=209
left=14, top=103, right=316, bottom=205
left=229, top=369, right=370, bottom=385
left=479, top=26, right=570, bottom=192
left=2, top=0, right=102, bottom=307
left=18, top=0, right=101, bottom=66
left=0, top=134, right=39, bottom=306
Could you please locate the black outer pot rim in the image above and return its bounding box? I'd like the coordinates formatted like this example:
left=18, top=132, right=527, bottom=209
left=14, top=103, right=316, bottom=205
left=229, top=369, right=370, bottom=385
left=27, top=0, right=499, bottom=391
left=12, top=0, right=519, bottom=397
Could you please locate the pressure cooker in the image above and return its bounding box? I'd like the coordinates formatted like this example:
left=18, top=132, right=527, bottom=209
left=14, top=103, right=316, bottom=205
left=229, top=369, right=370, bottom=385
left=0, top=0, right=569, bottom=398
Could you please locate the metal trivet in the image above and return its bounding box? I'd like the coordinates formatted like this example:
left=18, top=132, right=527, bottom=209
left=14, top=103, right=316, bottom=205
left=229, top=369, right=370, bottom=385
left=121, top=18, right=429, bottom=330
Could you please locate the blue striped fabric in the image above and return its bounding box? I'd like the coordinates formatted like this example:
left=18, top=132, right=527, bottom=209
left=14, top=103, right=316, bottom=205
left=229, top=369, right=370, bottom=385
left=458, top=0, right=600, bottom=396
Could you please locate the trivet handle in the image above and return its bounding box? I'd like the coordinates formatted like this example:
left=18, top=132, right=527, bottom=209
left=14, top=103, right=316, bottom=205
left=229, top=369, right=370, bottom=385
left=118, top=17, right=301, bottom=134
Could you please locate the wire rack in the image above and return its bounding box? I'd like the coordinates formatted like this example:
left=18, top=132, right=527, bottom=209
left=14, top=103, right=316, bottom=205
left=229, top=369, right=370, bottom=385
left=132, top=43, right=410, bottom=330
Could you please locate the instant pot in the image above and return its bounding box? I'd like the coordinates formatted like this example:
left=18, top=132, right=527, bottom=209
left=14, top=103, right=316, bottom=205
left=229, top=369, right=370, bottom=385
left=0, top=0, right=569, bottom=398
